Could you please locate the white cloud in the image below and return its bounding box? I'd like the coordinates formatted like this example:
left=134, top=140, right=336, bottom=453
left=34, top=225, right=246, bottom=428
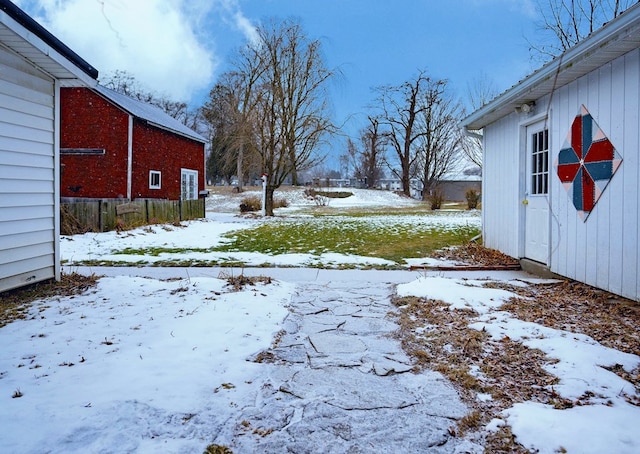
left=14, top=0, right=257, bottom=103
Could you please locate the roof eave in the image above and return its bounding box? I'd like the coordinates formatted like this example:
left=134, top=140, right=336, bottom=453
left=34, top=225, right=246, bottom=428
left=461, top=3, right=640, bottom=131
left=146, top=120, right=207, bottom=144
left=0, top=0, right=98, bottom=83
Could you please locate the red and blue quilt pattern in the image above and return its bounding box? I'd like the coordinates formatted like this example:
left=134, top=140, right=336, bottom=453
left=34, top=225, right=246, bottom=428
left=557, top=105, right=622, bottom=221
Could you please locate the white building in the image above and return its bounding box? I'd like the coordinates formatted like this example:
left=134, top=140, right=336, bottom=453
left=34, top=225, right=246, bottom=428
left=462, top=4, right=640, bottom=301
left=0, top=0, right=98, bottom=292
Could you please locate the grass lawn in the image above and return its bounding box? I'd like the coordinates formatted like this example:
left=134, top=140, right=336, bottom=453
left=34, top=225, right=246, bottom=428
left=216, top=214, right=479, bottom=264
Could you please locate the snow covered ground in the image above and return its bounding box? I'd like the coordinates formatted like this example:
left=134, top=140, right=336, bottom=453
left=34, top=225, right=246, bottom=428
left=1, top=188, right=638, bottom=453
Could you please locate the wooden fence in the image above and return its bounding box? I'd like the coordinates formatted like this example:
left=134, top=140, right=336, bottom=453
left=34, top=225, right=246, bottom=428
left=61, top=198, right=206, bottom=234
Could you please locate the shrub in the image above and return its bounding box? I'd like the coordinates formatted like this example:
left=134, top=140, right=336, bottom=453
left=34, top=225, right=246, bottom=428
left=240, top=195, right=288, bottom=212
left=465, top=189, right=481, bottom=210
left=274, top=197, right=288, bottom=208
left=429, top=190, right=444, bottom=210
left=239, top=195, right=261, bottom=212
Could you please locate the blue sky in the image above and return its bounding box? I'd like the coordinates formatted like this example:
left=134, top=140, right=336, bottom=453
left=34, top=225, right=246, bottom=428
left=207, top=0, right=541, bottom=136
left=16, top=0, right=540, bottom=139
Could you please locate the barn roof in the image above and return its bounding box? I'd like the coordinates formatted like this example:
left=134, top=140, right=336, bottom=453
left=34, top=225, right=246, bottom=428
left=0, top=0, right=98, bottom=82
left=462, top=2, right=640, bottom=131
left=94, top=85, right=206, bottom=144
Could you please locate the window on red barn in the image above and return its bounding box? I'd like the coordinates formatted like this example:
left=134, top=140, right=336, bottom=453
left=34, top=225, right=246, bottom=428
left=149, top=170, right=161, bottom=189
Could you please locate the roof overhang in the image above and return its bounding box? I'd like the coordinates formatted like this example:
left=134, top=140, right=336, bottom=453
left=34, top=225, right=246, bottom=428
left=461, top=3, right=640, bottom=131
left=0, top=0, right=97, bottom=85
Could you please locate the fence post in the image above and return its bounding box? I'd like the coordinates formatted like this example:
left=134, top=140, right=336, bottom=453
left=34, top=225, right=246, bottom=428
left=98, top=200, right=103, bottom=232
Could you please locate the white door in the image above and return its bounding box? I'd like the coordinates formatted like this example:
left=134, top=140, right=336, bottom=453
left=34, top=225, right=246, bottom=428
left=180, top=169, right=198, bottom=200
left=524, top=121, right=550, bottom=264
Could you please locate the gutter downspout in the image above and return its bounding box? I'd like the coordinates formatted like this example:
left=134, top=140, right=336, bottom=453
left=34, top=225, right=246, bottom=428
left=53, top=79, right=61, bottom=281
left=127, top=115, right=133, bottom=200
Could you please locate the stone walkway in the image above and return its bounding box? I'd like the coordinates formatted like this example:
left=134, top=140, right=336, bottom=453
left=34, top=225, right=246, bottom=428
left=212, top=279, right=480, bottom=453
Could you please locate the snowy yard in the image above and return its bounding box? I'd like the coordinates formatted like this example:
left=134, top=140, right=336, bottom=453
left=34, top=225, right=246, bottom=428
left=1, top=188, right=638, bottom=453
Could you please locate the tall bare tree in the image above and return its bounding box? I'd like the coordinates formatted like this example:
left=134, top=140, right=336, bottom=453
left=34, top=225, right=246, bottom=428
left=346, top=116, right=387, bottom=188
left=202, top=62, right=263, bottom=191
left=202, top=79, right=247, bottom=186
left=462, top=74, right=499, bottom=169
left=226, top=18, right=337, bottom=215
left=375, top=70, right=431, bottom=196
left=414, top=80, right=465, bottom=201
left=532, top=0, right=636, bottom=58
left=376, top=70, right=462, bottom=197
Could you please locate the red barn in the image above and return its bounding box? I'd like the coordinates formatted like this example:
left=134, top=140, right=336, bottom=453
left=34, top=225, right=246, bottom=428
left=60, top=85, right=206, bottom=201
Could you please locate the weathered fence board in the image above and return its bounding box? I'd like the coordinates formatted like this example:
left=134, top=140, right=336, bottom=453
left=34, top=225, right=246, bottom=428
left=61, top=198, right=205, bottom=234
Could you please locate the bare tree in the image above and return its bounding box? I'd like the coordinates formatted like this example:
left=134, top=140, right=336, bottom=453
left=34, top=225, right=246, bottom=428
left=414, top=80, right=465, bottom=201
left=376, top=71, right=462, bottom=197
left=346, top=116, right=387, bottom=188
left=202, top=65, right=263, bottom=191
left=532, top=0, right=636, bottom=58
left=100, top=70, right=200, bottom=127
left=462, top=74, right=499, bottom=168
left=236, top=18, right=337, bottom=215
left=375, top=70, right=431, bottom=196
left=202, top=80, right=246, bottom=186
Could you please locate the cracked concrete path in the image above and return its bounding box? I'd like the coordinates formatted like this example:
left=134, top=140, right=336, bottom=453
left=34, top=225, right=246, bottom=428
left=213, top=279, right=481, bottom=453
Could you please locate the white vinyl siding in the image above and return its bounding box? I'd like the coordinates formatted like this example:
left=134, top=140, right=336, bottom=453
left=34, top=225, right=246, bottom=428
left=0, top=45, right=56, bottom=292
left=482, top=112, right=522, bottom=258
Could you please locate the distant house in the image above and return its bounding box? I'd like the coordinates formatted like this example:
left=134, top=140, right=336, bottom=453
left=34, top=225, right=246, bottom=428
left=60, top=85, right=206, bottom=201
left=0, top=0, right=97, bottom=292
left=461, top=4, right=640, bottom=301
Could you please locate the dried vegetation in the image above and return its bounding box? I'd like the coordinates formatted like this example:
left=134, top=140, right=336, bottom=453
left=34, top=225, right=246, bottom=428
left=391, top=244, right=640, bottom=452
left=218, top=271, right=273, bottom=291
left=0, top=273, right=99, bottom=328
left=432, top=242, right=520, bottom=267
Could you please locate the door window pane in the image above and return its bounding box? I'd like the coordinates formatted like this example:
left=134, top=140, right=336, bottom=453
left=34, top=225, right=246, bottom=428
left=531, top=129, right=549, bottom=195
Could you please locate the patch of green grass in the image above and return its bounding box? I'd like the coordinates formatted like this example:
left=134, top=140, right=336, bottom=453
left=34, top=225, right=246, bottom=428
left=114, top=247, right=211, bottom=256
left=215, top=215, right=479, bottom=263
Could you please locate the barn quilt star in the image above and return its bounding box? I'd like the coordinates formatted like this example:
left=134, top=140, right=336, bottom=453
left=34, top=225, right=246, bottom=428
left=556, top=105, right=622, bottom=221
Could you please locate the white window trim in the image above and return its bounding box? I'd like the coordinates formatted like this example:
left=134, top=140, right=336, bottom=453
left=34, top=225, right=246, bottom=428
left=149, top=170, right=161, bottom=189
left=181, top=168, right=198, bottom=200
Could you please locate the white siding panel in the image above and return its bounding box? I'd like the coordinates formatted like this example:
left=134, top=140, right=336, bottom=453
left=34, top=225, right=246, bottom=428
left=0, top=255, right=55, bottom=279
left=0, top=241, right=53, bottom=266
left=0, top=45, right=56, bottom=292
left=483, top=112, right=521, bottom=258
left=550, top=84, right=570, bottom=275
left=0, top=120, right=53, bottom=144
left=546, top=48, right=640, bottom=301
left=0, top=217, right=52, bottom=237
left=0, top=192, right=51, bottom=208
left=595, top=62, right=612, bottom=291
left=0, top=229, right=52, bottom=250
left=583, top=70, right=599, bottom=287
left=0, top=149, right=51, bottom=169
left=0, top=204, right=54, bottom=222
left=0, top=164, right=52, bottom=181
left=4, top=178, right=53, bottom=194
left=621, top=50, right=639, bottom=300
left=607, top=56, right=627, bottom=296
